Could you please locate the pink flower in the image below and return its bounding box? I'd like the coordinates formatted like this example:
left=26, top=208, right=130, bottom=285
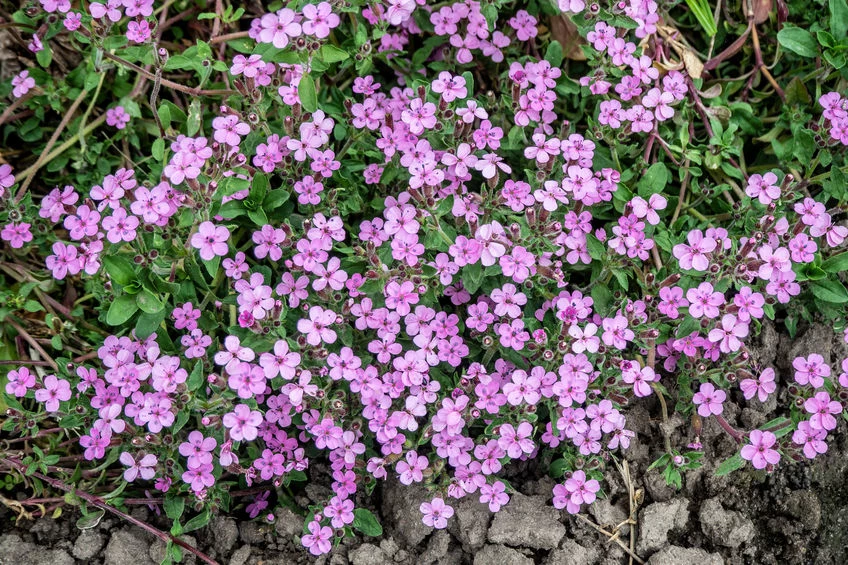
left=212, top=115, right=250, bottom=146
left=105, top=106, right=131, bottom=129
left=302, top=2, right=340, bottom=38
left=182, top=463, right=215, bottom=492
left=396, top=450, right=428, bottom=485
left=740, top=429, right=780, bottom=470
left=190, top=221, right=230, bottom=261
left=792, top=421, right=828, bottom=459
left=126, top=20, right=152, bottom=43
left=419, top=497, right=454, bottom=529
left=601, top=315, right=634, bottom=350
left=552, top=470, right=599, bottom=514
left=621, top=364, right=656, bottom=397
left=673, top=229, right=716, bottom=271
left=686, top=282, right=724, bottom=319
left=222, top=404, right=263, bottom=442
left=301, top=520, right=333, bottom=555
left=745, top=172, right=781, bottom=205
left=34, top=375, right=71, bottom=412
left=298, top=306, right=338, bottom=345
left=740, top=367, right=777, bottom=402
left=385, top=280, right=419, bottom=316
left=479, top=480, right=510, bottom=512
left=692, top=382, right=726, bottom=417
left=11, top=70, right=36, bottom=98
left=120, top=452, right=157, bottom=482
left=5, top=367, right=36, bottom=397
left=431, top=71, right=467, bottom=102
left=792, top=354, right=830, bottom=388
left=101, top=207, right=139, bottom=243
left=258, top=9, right=302, bottom=48
left=804, top=391, right=842, bottom=431
left=707, top=314, right=748, bottom=353
left=1, top=222, right=33, bottom=248
left=498, top=421, right=535, bottom=458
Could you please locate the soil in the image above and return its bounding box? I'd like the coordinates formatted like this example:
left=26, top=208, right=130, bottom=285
left=1, top=322, right=847, bottom=565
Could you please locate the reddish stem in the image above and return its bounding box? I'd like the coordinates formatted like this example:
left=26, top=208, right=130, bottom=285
left=1, top=457, right=220, bottom=565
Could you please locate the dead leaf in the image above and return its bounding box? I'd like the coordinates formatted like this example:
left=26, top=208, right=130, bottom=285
left=548, top=15, right=587, bottom=61
left=699, top=83, right=722, bottom=99
left=748, top=0, right=773, bottom=24
left=682, top=49, right=704, bottom=79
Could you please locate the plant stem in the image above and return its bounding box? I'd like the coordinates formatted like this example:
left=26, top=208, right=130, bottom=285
left=13, top=88, right=89, bottom=204
left=100, top=51, right=236, bottom=97
left=714, top=414, right=744, bottom=443
left=1, top=457, right=220, bottom=565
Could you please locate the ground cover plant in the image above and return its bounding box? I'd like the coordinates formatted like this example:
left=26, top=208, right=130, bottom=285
left=1, top=0, right=848, bottom=562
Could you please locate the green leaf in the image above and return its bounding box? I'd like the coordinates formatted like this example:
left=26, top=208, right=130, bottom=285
left=187, top=361, right=204, bottom=391
left=351, top=508, right=383, bottom=537
left=36, top=45, right=53, bottom=68
left=811, top=279, right=848, bottom=303
left=187, top=99, right=202, bottom=137
left=76, top=509, right=105, bottom=530
left=203, top=255, right=221, bottom=278
left=462, top=261, right=484, bottom=294
left=158, top=104, right=171, bottom=131
left=164, top=496, right=185, bottom=522
left=545, top=40, right=564, bottom=67
left=152, top=138, right=165, bottom=161
left=103, top=255, right=137, bottom=286
left=106, top=294, right=139, bottom=326
left=637, top=162, right=669, bottom=197
left=320, top=44, right=349, bottom=63
left=299, top=74, right=318, bottom=113
left=714, top=453, right=745, bottom=476
left=822, top=252, right=848, bottom=273
left=586, top=234, right=605, bottom=260
left=183, top=508, right=211, bottom=533
left=777, top=27, right=818, bottom=58
left=831, top=0, right=848, bottom=40
left=136, top=289, right=164, bottom=314
left=135, top=307, right=168, bottom=339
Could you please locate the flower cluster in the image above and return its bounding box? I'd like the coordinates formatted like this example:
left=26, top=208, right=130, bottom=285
left=2, top=0, right=848, bottom=559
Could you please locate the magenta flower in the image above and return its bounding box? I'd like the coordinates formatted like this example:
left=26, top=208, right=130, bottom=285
left=120, top=452, right=157, bottom=482
left=792, top=354, right=830, bottom=388
left=223, top=404, right=263, bottom=442
left=792, top=421, right=828, bottom=459
left=745, top=172, right=781, bottom=205
left=552, top=470, right=600, bottom=514
left=692, top=382, right=726, bottom=417
left=672, top=229, right=716, bottom=271
left=301, top=520, right=333, bottom=555
left=431, top=71, right=467, bottom=102
left=740, top=430, right=780, bottom=470
left=396, top=450, right=428, bottom=485
left=302, top=2, right=340, bottom=38
left=804, top=391, right=842, bottom=431
left=11, top=70, right=36, bottom=98
left=34, top=375, right=71, bottom=412
left=419, top=497, right=454, bottom=529
left=178, top=431, right=217, bottom=468
left=105, top=106, right=131, bottom=129
left=181, top=463, right=215, bottom=492
left=740, top=367, right=777, bottom=402
left=707, top=314, right=748, bottom=353
left=5, top=367, right=36, bottom=397
left=479, top=480, right=510, bottom=512
left=190, top=221, right=230, bottom=261
left=621, top=364, right=656, bottom=397
left=297, top=306, right=338, bottom=346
